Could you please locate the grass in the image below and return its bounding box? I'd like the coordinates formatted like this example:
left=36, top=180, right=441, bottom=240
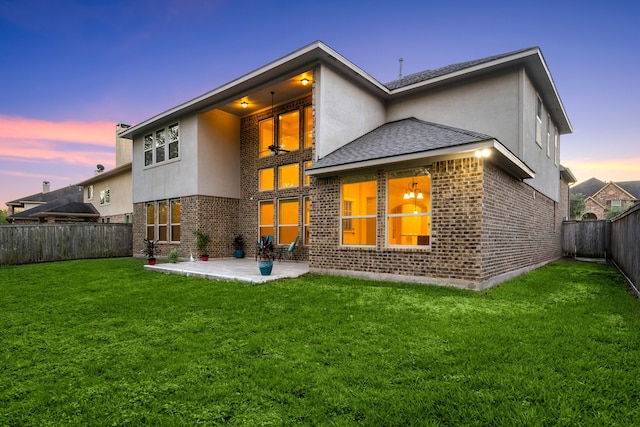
left=1, top=258, right=639, bottom=426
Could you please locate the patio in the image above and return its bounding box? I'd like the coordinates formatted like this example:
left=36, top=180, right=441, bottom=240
left=144, top=257, right=309, bottom=284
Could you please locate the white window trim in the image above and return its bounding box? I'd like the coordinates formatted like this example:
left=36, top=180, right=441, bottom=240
left=535, top=95, right=543, bottom=147
left=385, top=170, right=431, bottom=249
left=87, top=185, right=93, bottom=200
left=99, top=189, right=110, bottom=206
left=277, top=198, right=300, bottom=245
left=554, top=127, right=559, bottom=166
left=143, top=122, right=181, bottom=169
left=340, top=176, right=377, bottom=247
left=303, top=196, right=310, bottom=246
left=258, top=200, right=274, bottom=240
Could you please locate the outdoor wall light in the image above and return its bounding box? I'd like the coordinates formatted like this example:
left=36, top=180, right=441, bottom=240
left=475, top=148, right=491, bottom=158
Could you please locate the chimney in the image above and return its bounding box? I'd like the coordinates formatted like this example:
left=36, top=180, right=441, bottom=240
left=43, top=181, right=50, bottom=193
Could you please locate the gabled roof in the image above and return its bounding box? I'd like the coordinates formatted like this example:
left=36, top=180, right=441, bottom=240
left=307, top=118, right=534, bottom=179
left=386, top=47, right=536, bottom=90
left=592, top=181, right=636, bottom=201
left=8, top=186, right=85, bottom=220
left=28, top=202, right=100, bottom=219
left=617, top=181, right=640, bottom=199
left=6, top=185, right=83, bottom=208
left=119, top=42, right=571, bottom=139
left=570, top=177, right=605, bottom=197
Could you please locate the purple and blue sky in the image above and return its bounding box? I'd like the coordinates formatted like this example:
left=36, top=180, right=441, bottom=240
left=1, top=0, right=638, bottom=207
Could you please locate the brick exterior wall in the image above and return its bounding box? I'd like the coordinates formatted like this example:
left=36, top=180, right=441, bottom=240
left=586, top=183, right=636, bottom=219
left=133, top=196, right=238, bottom=259
left=238, top=95, right=313, bottom=258
left=310, top=157, right=485, bottom=289
left=310, top=157, right=566, bottom=290
left=481, top=162, right=563, bottom=286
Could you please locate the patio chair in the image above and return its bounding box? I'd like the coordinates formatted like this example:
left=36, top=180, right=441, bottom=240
left=276, top=236, right=299, bottom=262
left=255, top=235, right=273, bottom=260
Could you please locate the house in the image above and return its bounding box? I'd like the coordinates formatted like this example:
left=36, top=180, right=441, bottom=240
left=77, top=123, right=134, bottom=224
left=571, top=177, right=640, bottom=219
left=119, top=41, right=574, bottom=290
left=6, top=181, right=99, bottom=223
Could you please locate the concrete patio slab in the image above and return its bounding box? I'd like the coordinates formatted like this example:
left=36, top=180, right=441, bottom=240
left=144, top=257, right=309, bottom=284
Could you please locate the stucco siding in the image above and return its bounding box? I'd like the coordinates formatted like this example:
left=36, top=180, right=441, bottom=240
left=197, top=109, right=241, bottom=199
left=315, top=65, right=386, bottom=159
left=132, top=116, right=199, bottom=203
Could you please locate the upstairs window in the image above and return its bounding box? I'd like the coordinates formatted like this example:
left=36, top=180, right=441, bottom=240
left=304, top=106, right=313, bottom=148
left=554, top=127, right=559, bottom=166
left=278, top=110, right=300, bottom=152
left=87, top=185, right=94, bottom=200
left=100, top=189, right=110, bottom=206
left=259, top=118, right=274, bottom=158
left=278, top=163, right=299, bottom=189
left=259, top=168, right=274, bottom=191
left=535, top=95, right=543, bottom=146
left=546, top=114, right=551, bottom=158
left=144, top=123, right=180, bottom=166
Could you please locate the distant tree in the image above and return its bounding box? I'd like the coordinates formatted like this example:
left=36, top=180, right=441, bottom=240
left=606, top=206, right=627, bottom=220
left=570, top=194, right=586, bottom=220
left=0, top=209, right=8, bottom=224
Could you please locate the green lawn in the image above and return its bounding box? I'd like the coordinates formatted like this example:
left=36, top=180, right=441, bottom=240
left=1, top=258, right=639, bottom=426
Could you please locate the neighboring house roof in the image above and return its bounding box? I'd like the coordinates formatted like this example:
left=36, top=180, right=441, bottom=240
left=570, top=177, right=605, bottom=197
left=119, top=41, right=571, bottom=140
left=28, top=202, right=100, bottom=220
left=571, top=178, right=640, bottom=199
left=7, top=185, right=97, bottom=221
left=76, top=162, right=132, bottom=186
left=592, top=181, right=636, bottom=201
left=306, top=117, right=534, bottom=179
left=584, top=196, right=606, bottom=209
left=6, top=185, right=83, bottom=208
left=617, top=181, right=640, bottom=199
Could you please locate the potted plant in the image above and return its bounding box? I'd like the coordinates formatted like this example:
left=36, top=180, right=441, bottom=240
left=193, top=230, right=211, bottom=261
left=257, top=235, right=275, bottom=275
left=232, top=234, right=245, bottom=258
left=141, top=238, right=161, bottom=265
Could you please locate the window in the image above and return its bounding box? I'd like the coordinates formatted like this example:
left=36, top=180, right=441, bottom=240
left=278, top=198, right=299, bottom=244
left=387, top=170, right=431, bottom=247
left=259, top=168, right=274, bottom=191
left=554, top=127, right=559, bottom=166
left=146, top=203, right=155, bottom=240
left=341, top=176, right=376, bottom=246
left=100, top=189, right=110, bottom=205
left=144, top=134, right=154, bottom=166
left=87, top=185, right=93, bottom=200
left=546, top=114, right=551, bottom=158
left=168, top=123, right=179, bottom=160
left=535, top=95, right=543, bottom=146
left=170, top=199, right=181, bottom=241
left=304, top=196, right=310, bottom=245
left=304, top=106, right=313, bottom=148
left=146, top=199, right=180, bottom=242
left=278, top=110, right=300, bottom=152
left=259, top=118, right=273, bottom=158
left=158, top=200, right=168, bottom=241
left=259, top=200, right=274, bottom=239
left=611, top=200, right=622, bottom=208
left=303, top=161, right=312, bottom=186
left=278, top=163, right=299, bottom=189
left=144, top=123, right=180, bottom=166
left=156, top=129, right=166, bottom=163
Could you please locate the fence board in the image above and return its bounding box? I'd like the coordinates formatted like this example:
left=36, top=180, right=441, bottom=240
left=0, top=224, right=133, bottom=265
left=562, top=220, right=609, bottom=258
left=609, top=204, right=640, bottom=296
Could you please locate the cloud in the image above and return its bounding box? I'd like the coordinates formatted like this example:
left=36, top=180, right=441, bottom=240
left=0, top=138, right=114, bottom=168
left=0, top=115, right=115, bottom=147
left=0, top=169, right=70, bottom=180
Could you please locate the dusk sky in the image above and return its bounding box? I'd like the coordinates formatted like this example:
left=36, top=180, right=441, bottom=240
left=1, top=0, right=638, bottom=208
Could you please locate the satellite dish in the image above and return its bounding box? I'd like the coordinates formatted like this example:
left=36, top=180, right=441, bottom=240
left=96, top=164, right=104, bottom=171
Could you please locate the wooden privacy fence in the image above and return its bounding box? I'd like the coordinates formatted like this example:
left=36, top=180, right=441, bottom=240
left=0, top=224, right=133, bottom=265
left=609, top=204, right=640, bottom=297
left=562, top=220, right=610, bottom=258
left=562, top=204, right=640, bottom=296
